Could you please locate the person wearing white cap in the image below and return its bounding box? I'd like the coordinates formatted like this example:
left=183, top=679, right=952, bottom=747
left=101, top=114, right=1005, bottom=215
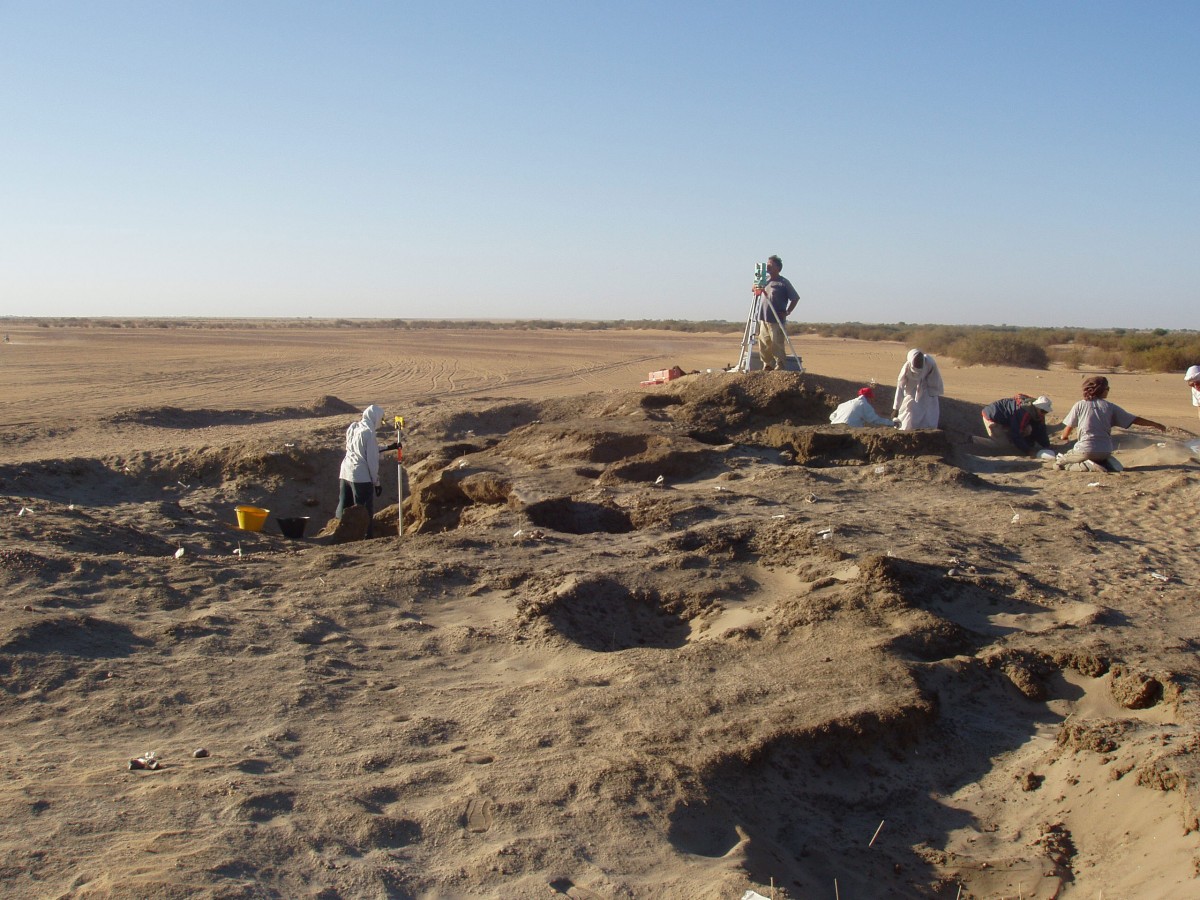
left=1185, top=365, right=1200, bottom=422
left=977, top=394, right=1053, bottom=455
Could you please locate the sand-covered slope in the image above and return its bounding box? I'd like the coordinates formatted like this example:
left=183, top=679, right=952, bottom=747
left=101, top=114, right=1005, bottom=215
left=1, top=327, right=1199, bottom=898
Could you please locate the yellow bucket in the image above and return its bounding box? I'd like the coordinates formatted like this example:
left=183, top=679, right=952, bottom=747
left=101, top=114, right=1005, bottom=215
left=235, top=505, right=270, bottom=531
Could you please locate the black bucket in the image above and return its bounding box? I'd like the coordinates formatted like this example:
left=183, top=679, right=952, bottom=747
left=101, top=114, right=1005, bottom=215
left=277, top=516, right=310, bottom=539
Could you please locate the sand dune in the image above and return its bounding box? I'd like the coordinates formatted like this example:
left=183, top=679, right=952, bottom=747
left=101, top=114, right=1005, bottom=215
left=1, top=324, right=1198, bottom=898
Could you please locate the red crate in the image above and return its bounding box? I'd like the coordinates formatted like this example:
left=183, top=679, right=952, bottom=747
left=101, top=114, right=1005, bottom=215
left=641, top=366, right=685, bottom=386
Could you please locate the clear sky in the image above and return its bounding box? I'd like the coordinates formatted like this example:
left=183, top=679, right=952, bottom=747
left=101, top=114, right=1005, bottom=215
left=2, top=1, right=1196, bottom=328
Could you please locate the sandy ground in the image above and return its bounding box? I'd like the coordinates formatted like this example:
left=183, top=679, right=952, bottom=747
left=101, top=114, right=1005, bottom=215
left=1, top=323, right=1199, bottom=899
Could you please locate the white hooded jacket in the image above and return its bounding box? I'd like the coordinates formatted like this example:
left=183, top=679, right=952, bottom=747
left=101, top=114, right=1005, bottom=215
left=339, top=404, right=384, bottom=484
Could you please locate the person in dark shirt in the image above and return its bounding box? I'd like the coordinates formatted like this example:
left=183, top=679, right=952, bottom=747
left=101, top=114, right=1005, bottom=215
left=750, top=254, right=800, bottom=371
left=979, top=394, right=1053, bottom=455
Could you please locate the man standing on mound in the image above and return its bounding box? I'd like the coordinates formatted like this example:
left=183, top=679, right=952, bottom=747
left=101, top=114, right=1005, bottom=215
left=336, top=404, right=397, bottom=538
left=751, top=254, right=799, bottom=371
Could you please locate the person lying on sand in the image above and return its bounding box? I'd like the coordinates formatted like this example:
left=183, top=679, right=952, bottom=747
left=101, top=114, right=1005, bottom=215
left=1054, top=376, right=1165, bottom=473
left=829, top=386, right=896, bottom=427
left=974, top=394, right=1053, bottom=456
left=336, top=404, right=399, bottom=537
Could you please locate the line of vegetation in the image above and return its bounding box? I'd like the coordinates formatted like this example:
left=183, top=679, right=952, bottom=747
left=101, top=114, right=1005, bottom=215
left=4, top=317, right=1197, bottom=373
left=791, top=322, right=1200, bottom=373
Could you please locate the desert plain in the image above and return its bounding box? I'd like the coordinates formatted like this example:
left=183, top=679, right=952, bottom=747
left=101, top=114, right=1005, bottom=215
left=1, top=323, right=1199, bottom=899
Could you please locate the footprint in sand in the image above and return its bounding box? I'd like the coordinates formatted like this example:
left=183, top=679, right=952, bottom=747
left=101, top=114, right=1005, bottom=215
left=235, top=790, right=296, bottom=822
left=234, top=758, right=273, bottom=775
left=549, top=879, right=605, bottom=899
left=356, top=814, right=421, bottom=850
left=462, top=797, right=494, bottom=833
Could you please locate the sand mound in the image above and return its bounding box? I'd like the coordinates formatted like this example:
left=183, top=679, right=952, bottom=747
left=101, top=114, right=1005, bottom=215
left=3, top=365, right=1200, bottom=897
left=103, top=394, right=360, bottom=428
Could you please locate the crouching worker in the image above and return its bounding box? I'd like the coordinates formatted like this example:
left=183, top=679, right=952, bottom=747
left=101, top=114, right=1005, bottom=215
left=1054, top=376, right=1165, bottom=473
left=829, top=386, right=895, bottom=427
left=336, top=404, right=399, bottom=537
left=977, top=394, right=1053, bottom=455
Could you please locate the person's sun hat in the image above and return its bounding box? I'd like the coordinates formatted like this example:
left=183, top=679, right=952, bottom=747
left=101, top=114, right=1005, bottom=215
left=1032, top=396, right=1052, bottom=412
left=858, top=386, right=874, bottom=399
left=1184, top=365, right=1200, bottom=382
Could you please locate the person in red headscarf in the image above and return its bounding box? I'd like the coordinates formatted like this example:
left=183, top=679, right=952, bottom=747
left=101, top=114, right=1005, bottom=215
left=1054, top=376, right=1165, bottom=472
left=829, top=386, right=895, bottom=427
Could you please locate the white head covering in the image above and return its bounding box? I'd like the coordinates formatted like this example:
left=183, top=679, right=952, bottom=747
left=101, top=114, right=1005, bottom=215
left=904, top=348, right=930, bottom=376
left=340, top=404, right=386, bottom=484
left=361, top=404, right=384, bottom=432
left=1032, top=395, right=1052, bottom=412
left=1185, top=365, right=1200, bottom=382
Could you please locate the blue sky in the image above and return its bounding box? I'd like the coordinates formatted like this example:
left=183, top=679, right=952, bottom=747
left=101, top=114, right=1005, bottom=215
left=2, top=1, right=1196, bottom=328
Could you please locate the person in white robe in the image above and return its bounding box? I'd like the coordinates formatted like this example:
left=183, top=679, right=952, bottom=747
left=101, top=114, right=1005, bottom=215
left=829, top=387, right=895, bottom=427
left=893, top=349, right=943, bottom=431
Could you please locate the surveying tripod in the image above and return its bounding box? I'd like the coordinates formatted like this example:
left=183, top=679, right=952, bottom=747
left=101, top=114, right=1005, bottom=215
left=735, top=261, right=803, bottom=373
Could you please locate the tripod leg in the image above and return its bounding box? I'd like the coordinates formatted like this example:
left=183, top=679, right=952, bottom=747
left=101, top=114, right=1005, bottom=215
left=737, top=295, right=762, bottom=372
left=764, top=301, right=803, bottom=373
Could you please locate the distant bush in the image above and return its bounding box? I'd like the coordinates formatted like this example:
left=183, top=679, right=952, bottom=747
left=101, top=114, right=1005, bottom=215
left=1033, top=328, right=1077, bottom=346
left=945, top=332, right=1050, bottom=369
left=1053, top=345, right=1087, bottom=371
left=1127, top=342, right=1199, bottom=373
left=906, top=326, right=972, bottom=358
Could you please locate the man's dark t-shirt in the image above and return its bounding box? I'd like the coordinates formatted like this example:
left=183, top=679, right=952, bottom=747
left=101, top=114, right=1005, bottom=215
left=759, top=276, right=799, bottom=322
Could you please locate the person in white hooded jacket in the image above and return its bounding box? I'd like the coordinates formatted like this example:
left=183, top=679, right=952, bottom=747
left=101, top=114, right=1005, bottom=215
left=336, top=404, right=395, bottom=537
left=893, top=349, right=944, bottom=431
